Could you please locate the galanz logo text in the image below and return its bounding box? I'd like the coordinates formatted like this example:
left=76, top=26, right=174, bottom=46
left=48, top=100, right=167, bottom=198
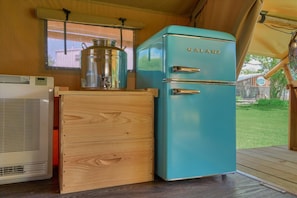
left=186, top=48, right=221, bottom=55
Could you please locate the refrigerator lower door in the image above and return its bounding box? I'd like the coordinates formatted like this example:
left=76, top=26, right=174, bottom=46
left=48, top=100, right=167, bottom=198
left=156, top=81, right=236, bottom=180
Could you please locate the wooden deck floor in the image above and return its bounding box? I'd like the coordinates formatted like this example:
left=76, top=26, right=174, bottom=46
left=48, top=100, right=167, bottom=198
left=1, top=146, right=297, bottom=197
left=1, top=169, right=297, bottom=198
left=237, top=145, right=297, bottom=196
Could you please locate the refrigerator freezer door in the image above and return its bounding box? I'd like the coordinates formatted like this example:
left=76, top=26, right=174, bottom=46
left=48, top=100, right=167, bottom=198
left=156, top=81, right=236, bottom=180
left=164, top=34, right=236, bottom=82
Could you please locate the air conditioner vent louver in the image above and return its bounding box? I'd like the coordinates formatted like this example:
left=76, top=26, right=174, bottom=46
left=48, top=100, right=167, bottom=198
left=0, top=165, right=24, bottom=176
left=0, top=163, right=48, bottom=179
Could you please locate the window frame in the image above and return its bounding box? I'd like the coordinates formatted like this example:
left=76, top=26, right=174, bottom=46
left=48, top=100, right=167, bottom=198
left=44, top=20, right=135, bottom=70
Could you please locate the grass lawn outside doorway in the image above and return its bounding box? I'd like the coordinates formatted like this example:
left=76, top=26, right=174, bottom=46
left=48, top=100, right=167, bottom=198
left=236, top=99, right=289, bottom=149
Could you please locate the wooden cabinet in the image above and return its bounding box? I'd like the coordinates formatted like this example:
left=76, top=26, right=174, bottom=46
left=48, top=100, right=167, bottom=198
left=58, top=90, right=156, bottom=194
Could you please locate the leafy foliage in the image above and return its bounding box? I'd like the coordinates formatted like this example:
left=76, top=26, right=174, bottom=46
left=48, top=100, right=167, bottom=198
left=256, top=98, right=288, bottom=108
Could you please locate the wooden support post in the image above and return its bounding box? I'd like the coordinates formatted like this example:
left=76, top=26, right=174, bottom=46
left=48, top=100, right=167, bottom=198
left=282, top=63, right=294, bottom=83
left=283, top=64, right=297, bottom=151
left=264, top=56, right=297, bottom=151
left=289, top=83, right=297, bottom=151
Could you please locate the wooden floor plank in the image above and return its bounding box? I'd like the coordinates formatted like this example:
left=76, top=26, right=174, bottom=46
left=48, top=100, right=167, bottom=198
left=1, top=146, right=297, bottom=197
left=237, top=165, right=289, bottom=192
left=237, top=150, right=297, bottom=175
left=237, top=146, right=297, bottom=196
left=237, top=154, right=297, bottom=183
left=237, top=149, right=297, bottom=170
left=1, top=169, right=297, bottom=198
left=237, top=156, right=297, bottom=186
left=237, top=164, right=297, bottom=195
left=244, top=146, right=297, bottom=163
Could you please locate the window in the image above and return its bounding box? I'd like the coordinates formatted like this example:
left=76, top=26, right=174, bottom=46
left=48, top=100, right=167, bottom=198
left=45, top=21, right=134, bottom=70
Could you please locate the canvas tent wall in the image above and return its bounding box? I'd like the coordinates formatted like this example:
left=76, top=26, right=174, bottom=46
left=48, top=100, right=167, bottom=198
left=1, top=0, right=296, bottom=89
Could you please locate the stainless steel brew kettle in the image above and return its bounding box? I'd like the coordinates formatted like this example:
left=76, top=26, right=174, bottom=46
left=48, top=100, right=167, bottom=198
left=80, top=39, right=127, bottom=89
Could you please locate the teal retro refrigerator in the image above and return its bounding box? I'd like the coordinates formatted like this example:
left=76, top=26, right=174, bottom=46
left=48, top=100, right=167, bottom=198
left=136, top=25, right=236, bottom=180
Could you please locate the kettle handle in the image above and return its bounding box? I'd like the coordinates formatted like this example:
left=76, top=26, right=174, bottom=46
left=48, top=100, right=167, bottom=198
left=81, top=42, right=88, bottom=49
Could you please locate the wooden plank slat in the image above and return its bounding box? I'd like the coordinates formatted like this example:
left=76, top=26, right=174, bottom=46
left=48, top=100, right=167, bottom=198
left=237, top=154, right=297, bottom=175
left=288, top=87, right=297, bottom=150
left=60, top=94, right=154, bottom=143
left=61, top=140, right=153, bottom=194
left=237, top=146, right=297, bottom=196
left=237, top=154, right=297, bottom=182
left=237, top=149, right=297, bottom=171
left=237, top=164, right=297, bottom=195
left=244, top=146, right=297, bottom=163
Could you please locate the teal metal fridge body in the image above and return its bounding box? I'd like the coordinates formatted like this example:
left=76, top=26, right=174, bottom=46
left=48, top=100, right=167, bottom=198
left=136, top=25, right=236, bottom=180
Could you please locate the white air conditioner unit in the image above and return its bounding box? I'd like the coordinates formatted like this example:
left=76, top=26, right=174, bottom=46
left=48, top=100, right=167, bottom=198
left=0, top=74, right=54, bottom=184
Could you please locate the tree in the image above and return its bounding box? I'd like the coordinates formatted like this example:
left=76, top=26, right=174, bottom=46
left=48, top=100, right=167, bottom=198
left=244, top=54, right=287, bottom=99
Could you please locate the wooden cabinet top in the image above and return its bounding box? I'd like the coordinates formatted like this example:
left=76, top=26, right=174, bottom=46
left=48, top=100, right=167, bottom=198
left=55, top=87, right=158, bottom=97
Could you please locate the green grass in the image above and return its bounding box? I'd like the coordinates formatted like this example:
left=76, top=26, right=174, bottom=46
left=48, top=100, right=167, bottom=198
left=236, top=99, right=289, bottom=149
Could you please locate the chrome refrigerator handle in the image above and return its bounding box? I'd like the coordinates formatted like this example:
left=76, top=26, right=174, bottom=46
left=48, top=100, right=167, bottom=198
left=172, top=66, right=200, bottom=73
left=171, top=89, right=201, bottom=95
